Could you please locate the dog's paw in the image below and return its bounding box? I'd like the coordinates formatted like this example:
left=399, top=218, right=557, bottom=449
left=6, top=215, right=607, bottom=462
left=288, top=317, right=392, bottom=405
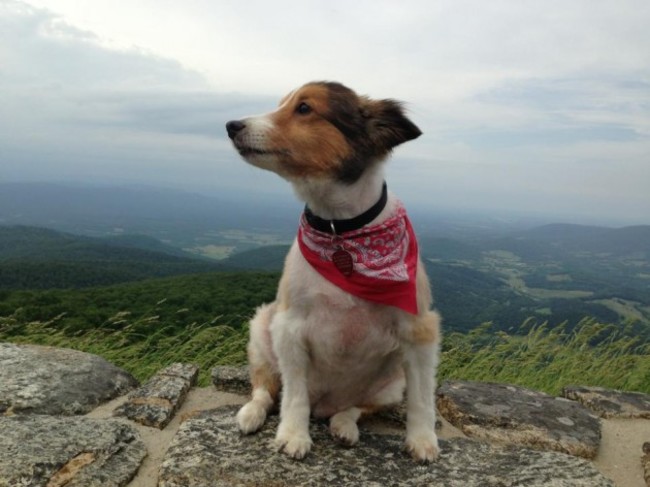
left=329, top=413, right=359, bottom=446
left=405, top=432, right=440, bottom=463
left=236, top=402, right=267, bottom=434
left=274, top=429, right=313, bottom=460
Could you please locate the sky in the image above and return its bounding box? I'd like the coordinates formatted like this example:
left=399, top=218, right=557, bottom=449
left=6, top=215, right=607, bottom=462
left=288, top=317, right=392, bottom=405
left=1, top=0, right=649, bottom=224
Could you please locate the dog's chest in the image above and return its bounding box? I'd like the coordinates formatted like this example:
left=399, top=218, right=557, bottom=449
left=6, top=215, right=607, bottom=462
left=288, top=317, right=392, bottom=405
left=280, top=238, right=405, bottom=415
left=311, top=296, right=395, bottom=350
left=295, top=289, right=403, bottom=416
left=287, top=260, right=400, bottom=360
left=285, top=241, right=399, bottom=363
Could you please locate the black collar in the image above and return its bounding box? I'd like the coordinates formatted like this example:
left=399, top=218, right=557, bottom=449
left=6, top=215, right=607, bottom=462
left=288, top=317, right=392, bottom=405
left=304, top=182, right=388, bottom=235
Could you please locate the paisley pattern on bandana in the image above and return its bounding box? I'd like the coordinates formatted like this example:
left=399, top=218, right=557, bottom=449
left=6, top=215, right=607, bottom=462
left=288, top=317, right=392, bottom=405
left=297, top=202, right=419, bottom=314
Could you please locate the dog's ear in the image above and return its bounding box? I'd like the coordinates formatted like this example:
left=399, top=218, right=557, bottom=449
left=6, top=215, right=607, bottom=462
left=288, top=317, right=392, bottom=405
left=360, top=97, right=422, bottom=152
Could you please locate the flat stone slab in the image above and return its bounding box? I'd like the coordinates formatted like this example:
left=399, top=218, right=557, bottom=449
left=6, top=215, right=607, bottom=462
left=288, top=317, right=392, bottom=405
left=563, top=385, right=650, bottom=419
left=114, top=363, right=198, bottom=429
left=436, top=380, right=601, bottom=458
left=211, top=365, right=250, bottom=395
left=158, top=405, right=612, bottom=487
left=0, top=342, right=138, bottom=416
left=0, top=415, right=146, bottom=487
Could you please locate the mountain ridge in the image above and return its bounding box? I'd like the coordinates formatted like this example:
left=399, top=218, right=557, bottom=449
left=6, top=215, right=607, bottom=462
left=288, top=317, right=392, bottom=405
left=0, top=225, right=229, bottom=289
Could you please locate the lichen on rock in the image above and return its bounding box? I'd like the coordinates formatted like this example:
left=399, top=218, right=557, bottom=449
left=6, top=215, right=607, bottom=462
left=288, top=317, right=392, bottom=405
left=0, top=342, right=138, bottom=416
left=113, top=363, right=198, bottom=429
left=437, top=380, right=602, bottom=458
left=158, top=405, right=613, bottom=487
left=0, top=415, right=146, bottom=487
left=563, top=385, right=650, bottom=419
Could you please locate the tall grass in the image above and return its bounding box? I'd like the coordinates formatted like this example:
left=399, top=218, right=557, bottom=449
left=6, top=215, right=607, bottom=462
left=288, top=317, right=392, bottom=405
left=0, top=311, right=248, bottom=386
left=1, top=312, right=648, bottom=394
left=439, top=318, right=650, bottom=395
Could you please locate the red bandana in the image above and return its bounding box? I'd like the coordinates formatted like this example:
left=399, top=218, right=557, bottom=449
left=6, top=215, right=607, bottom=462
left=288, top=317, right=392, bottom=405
left=297, top=202, right=419, bottom=314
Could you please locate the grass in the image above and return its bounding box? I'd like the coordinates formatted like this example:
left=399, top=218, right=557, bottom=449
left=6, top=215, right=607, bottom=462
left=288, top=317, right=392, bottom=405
left=0, top=311, right=248, bottom=386
left=1, top=312, right=648, bottom=395
left=439, top=318, right=650, bottom=395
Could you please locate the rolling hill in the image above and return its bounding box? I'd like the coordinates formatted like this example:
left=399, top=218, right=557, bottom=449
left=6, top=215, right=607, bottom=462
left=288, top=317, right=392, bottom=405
left=0, top=182, right=299, bottom=250
left=1, top=219, right=649, bottom=333
left=496, top=223, right=650, bottom=259
left=221, top=244, right=290, bottom=270
left=0, top=226, right=229, bottom=289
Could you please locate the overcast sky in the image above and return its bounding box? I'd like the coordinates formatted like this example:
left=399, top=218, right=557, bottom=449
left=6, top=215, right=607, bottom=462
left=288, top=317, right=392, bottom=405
left=1, top=0, right=649, bottom=224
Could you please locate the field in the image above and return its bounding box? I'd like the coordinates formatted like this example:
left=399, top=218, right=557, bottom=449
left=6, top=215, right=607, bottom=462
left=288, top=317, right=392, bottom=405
left=422, top=225, right=650, bottom=331
left=185, top=229, right=293, bottom=260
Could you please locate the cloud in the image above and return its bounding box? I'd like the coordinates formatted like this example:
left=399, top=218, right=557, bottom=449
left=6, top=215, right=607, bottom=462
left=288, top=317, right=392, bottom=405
left=1, top=0, right=650, bottom=224
left=0, top=1, right=272, bottom=191
left=0, top=3, right=204, bottom=91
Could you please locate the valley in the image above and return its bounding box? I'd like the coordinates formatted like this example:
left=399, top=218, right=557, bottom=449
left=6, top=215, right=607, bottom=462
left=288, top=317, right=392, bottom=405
left=1, top=182, right=649, bottom=335
left=1, top=184, right=648, bottom=398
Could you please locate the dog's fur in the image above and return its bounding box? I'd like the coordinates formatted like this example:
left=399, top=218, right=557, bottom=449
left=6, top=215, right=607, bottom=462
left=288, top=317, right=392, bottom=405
left=226, top=81, right=441, bottom=462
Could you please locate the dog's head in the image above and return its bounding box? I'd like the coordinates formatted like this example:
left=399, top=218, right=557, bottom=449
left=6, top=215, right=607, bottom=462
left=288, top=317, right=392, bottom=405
left=226, top=81, right=421, bottom=183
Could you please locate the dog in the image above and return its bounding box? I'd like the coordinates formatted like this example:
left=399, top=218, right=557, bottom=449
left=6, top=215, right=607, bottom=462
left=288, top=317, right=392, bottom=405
left=226, top=81, right=441, bottom=462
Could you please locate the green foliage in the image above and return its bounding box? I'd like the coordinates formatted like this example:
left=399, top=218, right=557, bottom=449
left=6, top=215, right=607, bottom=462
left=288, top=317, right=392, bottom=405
left=0, top=271, right=277, bottom=386
left=439, top=318, right=650, bottom=395
left=3, top=223, right=649, bottom=333
left=426, top=261, right=538, bottom=332
left=222, top=245, right=290, bottom=271
left=0, top=272, right=279, bottom=332
left=0, top=311, right=249, bottom=386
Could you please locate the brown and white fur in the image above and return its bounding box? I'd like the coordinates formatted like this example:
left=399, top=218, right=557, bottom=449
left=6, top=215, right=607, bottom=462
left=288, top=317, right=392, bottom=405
left=225, top=81, right=441, bottom=462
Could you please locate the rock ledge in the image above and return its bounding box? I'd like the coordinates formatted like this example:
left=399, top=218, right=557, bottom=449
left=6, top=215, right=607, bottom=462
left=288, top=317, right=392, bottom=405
left=436, top=380, right=602, bottom=458
left=158, top=405, right=613, bottom=487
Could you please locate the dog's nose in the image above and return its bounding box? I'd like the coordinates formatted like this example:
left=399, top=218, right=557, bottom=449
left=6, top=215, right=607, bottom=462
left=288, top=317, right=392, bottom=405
left=226, top=120, right=246, bottom=139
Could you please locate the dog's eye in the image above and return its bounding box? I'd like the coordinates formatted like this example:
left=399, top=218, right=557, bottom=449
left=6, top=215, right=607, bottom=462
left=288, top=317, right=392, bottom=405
left=296, top=102, right=312, bottom=115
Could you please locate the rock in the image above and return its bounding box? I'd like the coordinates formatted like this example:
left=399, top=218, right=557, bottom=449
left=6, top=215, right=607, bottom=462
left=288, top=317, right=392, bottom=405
left=373, top=402, right=407, bottom=426
left=436, top=380, right=601, bottom=459
left=0, top=415, right=146, bottom=487
left=643, top=442, right=650, bottom=487
left=162, top=363, right=200, bottom=383
left=211, top=365, right=250, bottom=395
left=0, top=342, right=138, bottom=416
left=158, top=405, right=613, bottom=487
left=114, top=363, right=198, bottom=429
left=563, top=385, right=650, bottom=419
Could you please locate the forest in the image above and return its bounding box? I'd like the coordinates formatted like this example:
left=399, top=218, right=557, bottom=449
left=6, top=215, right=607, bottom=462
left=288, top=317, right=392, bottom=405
left=1, top=224, right=650, bottom=335
left=1, top=224, right=648, bottom=395
left=0, top=272, right=278, bottom=333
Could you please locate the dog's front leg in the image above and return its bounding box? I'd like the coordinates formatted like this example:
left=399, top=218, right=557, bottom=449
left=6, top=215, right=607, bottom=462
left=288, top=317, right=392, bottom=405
left=402, top=311, right=441, bottom=463
left=271, top=310, right=313, bottom=459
